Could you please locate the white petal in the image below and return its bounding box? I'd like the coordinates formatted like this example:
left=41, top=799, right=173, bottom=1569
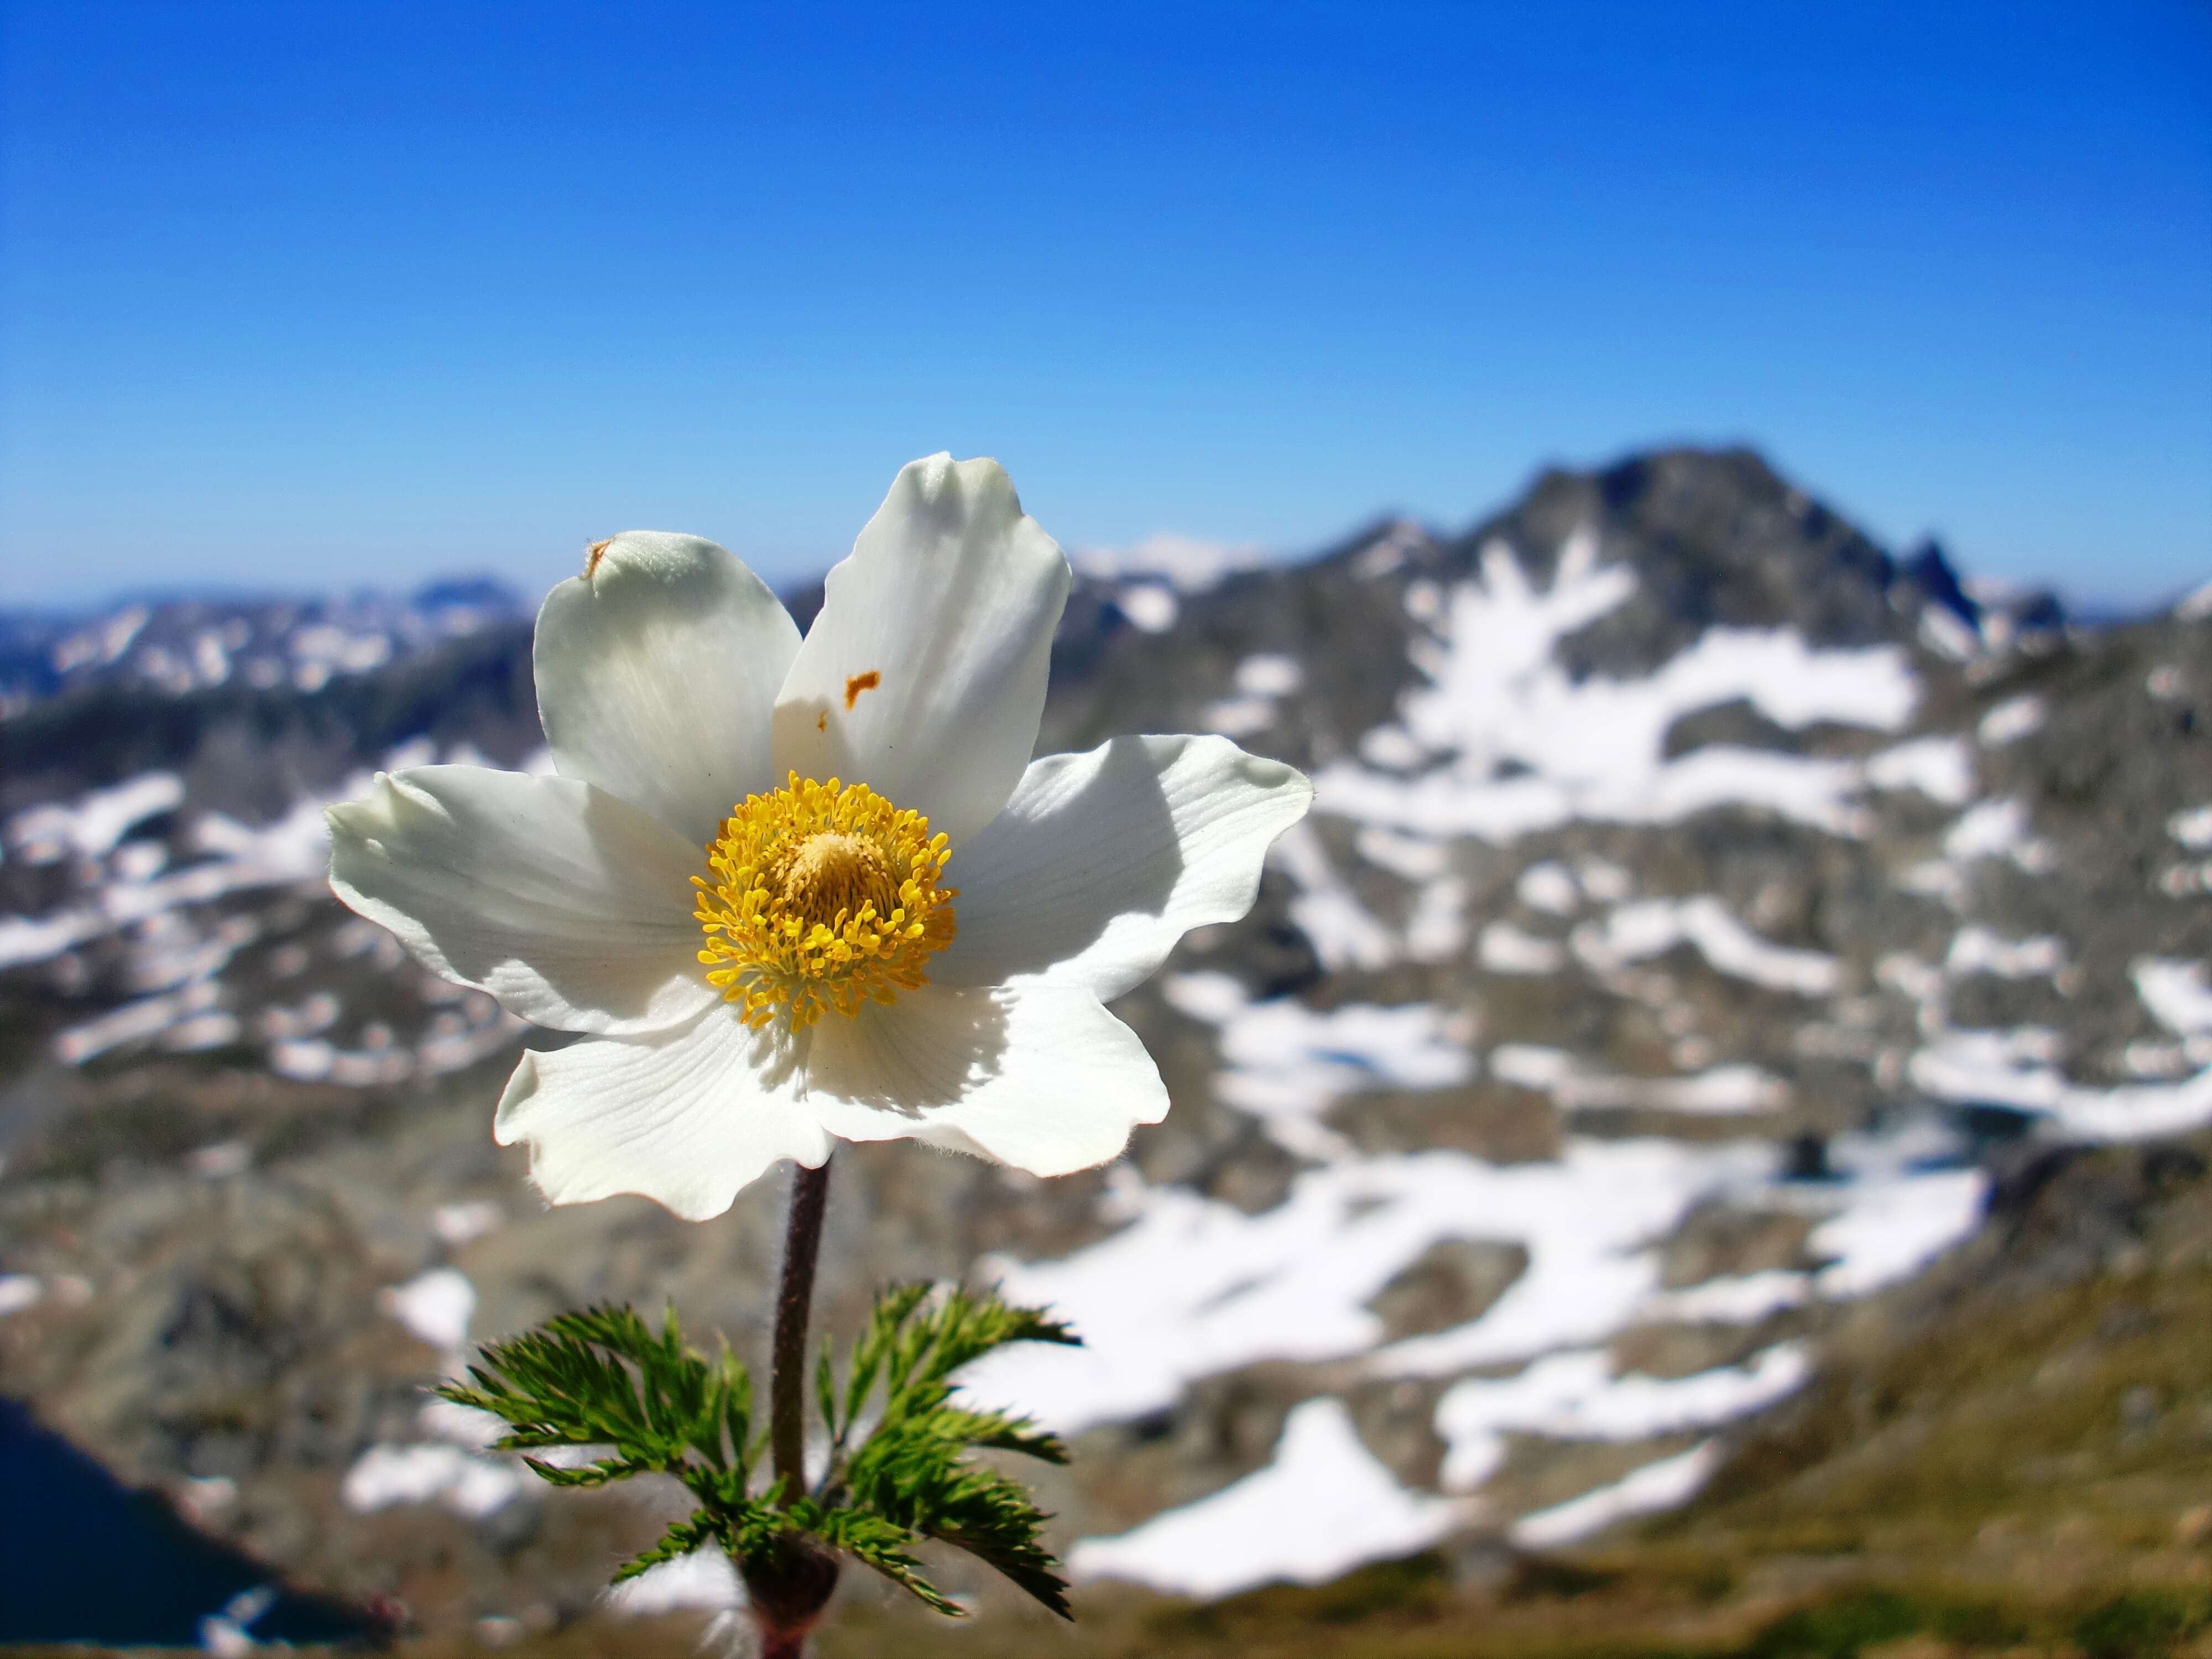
left=805, top=982, right=1167, bottom=1176
left=327, top=765, right=714, bottom=1035
left=496, top=1009, right=830, bottom=1220
left=535, top=532, right=801, bottom=848
left=770, top=456, right=1070, bottom=846
left=936, top=735, right=1313, bottom=1001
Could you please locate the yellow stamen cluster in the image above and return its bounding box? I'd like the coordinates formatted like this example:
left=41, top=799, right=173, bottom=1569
left=693, top=773, right=956, bottom=1029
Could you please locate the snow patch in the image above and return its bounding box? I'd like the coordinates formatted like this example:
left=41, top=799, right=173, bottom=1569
left=0, top=909, right=106, bottom=971
left=603, top=1548, right=745, bottom=1614
left=1943, top=798, right=2054, bottom=871
left=2, top=746, right=436, bottom=983
left=1072, top=533, right=1265, bottom=591
left=54, top=983, right=226, bottom=1063
left=1508, top=1441, right=1723, bottom=1550
left=433, top=1200, right=506, bottom=1247
left=2135, top=959, right=2212, bottom=1039
left=1572, top=898, right=1840, bottom=997
left=969, top=1140, right=1764, bottom=1434
left=1976, top=695, right=2044, bottom=747
left=1162, top=971, right=1470, bottom=1154
left=1911, top=1033, right=2212, bottom=1141
left=1115, top=584, right=1177, bottom=633
left=1269, top=822, right=1397, bottom=972
left=1312, top=539, right=1921, bottom=846
left=1433, top=1344, right=1807, bottom=1491
left=1355, top=827, right=1449, bottom=881
left=1358, top=724, right=1428, bottom=769
left=1403, top=875, right=1470, bottom=963
left=1919, top=607, right=1981, bottom=661
left=1517, top=862, right=1580, bottom=915
left=1198, top=695, right=1276, bottom=738
left=1070, top=1398, right=1460, bottom=1598
left=1215, top=1000, right=1471, bottom=1121
left=1200, top=653, right=1304, bottom=737
left=1804, top=1167, right=1988, bottom=1297
left=1865, top=737, right=1975, bottom=806
left=1489, top=1045, right=1785, bottom=1115
left=4, top=773, right=184, bottom=863
left=1636, top=1269, right=1810, bottom=1325
left=1235, top=654, right=1303, bottom=697
left=966, top=1111, right=1982, bottom=1592
left=379, top=1267, right=476, bottom=1353
left=1945, top=928, right=2065, bottom=980
left=341, top=1443, right=527, bottom=1519
left=1480, top=922, right=1567, bottom=975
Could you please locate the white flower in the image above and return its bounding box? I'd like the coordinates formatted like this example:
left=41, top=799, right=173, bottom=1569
left=327, top=455, right=1312, bottom=1220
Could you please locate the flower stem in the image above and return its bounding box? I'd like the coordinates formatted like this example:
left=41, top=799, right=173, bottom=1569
left=770, top=1155, right=832, bottom=1505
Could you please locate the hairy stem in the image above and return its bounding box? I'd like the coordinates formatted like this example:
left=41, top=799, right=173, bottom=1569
left=745, top=1531, right=840, bottom=1659
left=770, top=1156, right=833, bottom=1504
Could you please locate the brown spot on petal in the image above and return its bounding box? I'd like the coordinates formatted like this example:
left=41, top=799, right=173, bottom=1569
left=584, top=538, right=615, bottom=578
left=816, top=710, right=828, bottom=732
left=843, top=670, right=881, bottom=710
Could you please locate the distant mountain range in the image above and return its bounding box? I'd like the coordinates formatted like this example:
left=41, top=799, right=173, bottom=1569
left=0, top=447, right=2206, bottom=1640
left=0, top=476, right=2092, bottom=735
left=0, top=578, right=530, bottom=719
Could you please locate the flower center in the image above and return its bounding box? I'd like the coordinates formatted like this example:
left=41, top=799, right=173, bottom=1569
left=692, top=773, right=956, bottom=1030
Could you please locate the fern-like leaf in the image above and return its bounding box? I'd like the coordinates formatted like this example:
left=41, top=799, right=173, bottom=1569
left=812, top=1284, right=1082, bottom=1618
left=519, top=1453, right=646, bottom=1488
left=443, top=1287, right=1080, bottom=1623
left=811, top=1505, right=961, bottom=1615
left=612, top=1512, right=722, bottom=1584
left=436, top=1302, right=754, bottom=1485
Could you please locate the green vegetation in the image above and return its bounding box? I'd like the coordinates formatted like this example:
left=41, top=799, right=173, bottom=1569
left=2072, top=1589, right=2211, bottom=1659
left=437, top=1286, right=1081, bottom=1619
left=813, top=1576, right=2211, bottom=1658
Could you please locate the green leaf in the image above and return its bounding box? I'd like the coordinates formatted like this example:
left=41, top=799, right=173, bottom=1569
left=612, top=1512, right=722, bottom=1584
left=437, top=1302, right=756, bottom=1489
left=813, top=1505, right=962, bottom=1616
left=718, top=1341, right=753, bottom=1472
left=815, top=1347, right=838, bottom=1442
left=810, top=1284, right=1082, bottom=1619
left=519, top=1453, right=645, bottom=1488
left=445, top=1287, right=1081, bottom=1624
left=837, top=1287, right=908, bottom=1432
left=915, top=1463, right=1073, bottom=1619
left=729, top=1496, right=804, bottom=1574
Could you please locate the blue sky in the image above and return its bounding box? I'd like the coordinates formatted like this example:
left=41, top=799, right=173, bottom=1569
left=2, top=1, right=2207, bottom=608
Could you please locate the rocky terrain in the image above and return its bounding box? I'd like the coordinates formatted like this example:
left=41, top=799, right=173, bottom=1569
left=1, top=448, right=2208, bottom=1650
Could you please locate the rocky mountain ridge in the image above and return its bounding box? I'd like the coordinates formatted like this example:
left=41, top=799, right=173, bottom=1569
left=0, top=447, right=2206, bottom=1642
left=0, top=580, right=530, bottom=724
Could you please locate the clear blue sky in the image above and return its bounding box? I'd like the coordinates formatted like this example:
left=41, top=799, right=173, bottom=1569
left=2, top=1, right=2207, bottom=608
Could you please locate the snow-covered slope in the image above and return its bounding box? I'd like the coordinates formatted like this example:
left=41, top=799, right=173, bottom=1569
left=0, top=447, right=2204, bottom=1629
left=0, top=581, right=528, bottom=716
